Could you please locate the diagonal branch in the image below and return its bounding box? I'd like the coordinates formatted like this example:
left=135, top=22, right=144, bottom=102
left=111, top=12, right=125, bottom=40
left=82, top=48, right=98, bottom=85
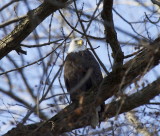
left=151, top=0, right=160, bottom=6
left=0, top=0, right=70, bottom=60
left=96, top=37, right=160, bottom=105
left=104, top=78, right=160, bottom=119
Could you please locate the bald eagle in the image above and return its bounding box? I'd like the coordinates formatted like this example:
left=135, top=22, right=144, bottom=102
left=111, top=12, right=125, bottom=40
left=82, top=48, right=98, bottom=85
left=64, top=38, right=104, bottom=128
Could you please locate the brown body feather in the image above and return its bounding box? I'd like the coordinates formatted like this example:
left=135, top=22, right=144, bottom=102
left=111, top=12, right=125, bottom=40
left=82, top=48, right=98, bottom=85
left=64, top=50, right=104, bottom=127
left=64, top=50, right=102, bottom=102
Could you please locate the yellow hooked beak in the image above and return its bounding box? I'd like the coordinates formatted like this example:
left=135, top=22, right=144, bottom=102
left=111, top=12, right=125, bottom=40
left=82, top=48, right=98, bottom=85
left=76, top=40, right=83, bottom=46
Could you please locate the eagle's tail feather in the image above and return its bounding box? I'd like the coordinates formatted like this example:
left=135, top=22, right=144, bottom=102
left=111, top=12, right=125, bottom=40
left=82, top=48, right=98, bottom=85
left=90, top=106, right=101, bottom=128
left=90, top=103, right=105, bottom=128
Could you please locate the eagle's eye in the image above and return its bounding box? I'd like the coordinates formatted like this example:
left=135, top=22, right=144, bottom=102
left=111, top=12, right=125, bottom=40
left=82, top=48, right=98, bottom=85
left=76, top=40, right=83, bottom=46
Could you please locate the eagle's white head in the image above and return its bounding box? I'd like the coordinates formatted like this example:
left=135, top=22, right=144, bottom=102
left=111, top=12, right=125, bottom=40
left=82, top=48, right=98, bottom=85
left=68, top=38, right=86, bottom=53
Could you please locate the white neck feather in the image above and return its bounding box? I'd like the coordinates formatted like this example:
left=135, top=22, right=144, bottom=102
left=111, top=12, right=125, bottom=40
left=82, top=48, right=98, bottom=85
left=68, top=40, right=86, bottom=53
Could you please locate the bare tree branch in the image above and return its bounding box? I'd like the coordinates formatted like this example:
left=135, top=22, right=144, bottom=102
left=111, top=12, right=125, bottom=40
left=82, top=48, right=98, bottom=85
left=126, top=111, right=151, bottom=136
left=101, top=0, right=124, bottom=71
left=0, top=0, right=70, bottom=60
left=151, top=0, right=160, bottom=6
left=0, top=16, right=26, bottom=28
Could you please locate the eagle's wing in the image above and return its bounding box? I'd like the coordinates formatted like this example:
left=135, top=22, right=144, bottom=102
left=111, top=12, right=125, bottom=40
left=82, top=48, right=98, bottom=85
left=64, top=50, right=104, bottom=128
left=64, top=50, right=102, bottom=102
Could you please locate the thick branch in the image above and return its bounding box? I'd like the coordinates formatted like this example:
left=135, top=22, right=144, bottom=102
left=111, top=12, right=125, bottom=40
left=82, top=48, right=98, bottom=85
left=5, top=76, right=160, bottom=136
left=104, top=78, right=160, bottom=118
left=0, top=1, right=69, bottom=60
left=96, top=37, right=160, bottom=105
left=101, top=0, right=124, bottom=71
left=151, top=0, right=160, bottom=6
